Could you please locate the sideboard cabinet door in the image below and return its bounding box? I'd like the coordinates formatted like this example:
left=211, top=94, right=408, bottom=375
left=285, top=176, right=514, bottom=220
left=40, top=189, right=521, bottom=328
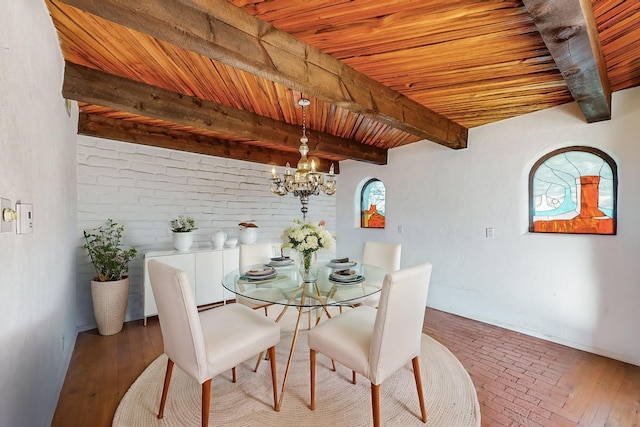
left=144, top=247, right=241, bottom=323
left=194, top=251, right=224, bottom=305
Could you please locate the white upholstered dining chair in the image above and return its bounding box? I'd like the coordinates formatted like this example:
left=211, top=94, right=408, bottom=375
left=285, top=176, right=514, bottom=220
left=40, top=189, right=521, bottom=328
left=359, top=241, right=401, bottom=308
left=238, top=243, right=284, bottom=315
left=239, top=242, right=274, bottom=268
left=308, top=262, right=433, bottom=427
left=148, top=260, right=281, bottom=427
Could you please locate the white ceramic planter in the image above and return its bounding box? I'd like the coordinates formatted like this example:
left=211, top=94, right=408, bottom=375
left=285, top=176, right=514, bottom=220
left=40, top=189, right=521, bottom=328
left=239, top=227, right=257, bottom=244
left=173, top=231, right=194, bottom=251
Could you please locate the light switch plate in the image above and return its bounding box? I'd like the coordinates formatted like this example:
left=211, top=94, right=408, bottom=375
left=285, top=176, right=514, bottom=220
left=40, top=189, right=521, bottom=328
left=1, top=198, right=12, bottom=233
left=16, top=203, right=33, bottom=234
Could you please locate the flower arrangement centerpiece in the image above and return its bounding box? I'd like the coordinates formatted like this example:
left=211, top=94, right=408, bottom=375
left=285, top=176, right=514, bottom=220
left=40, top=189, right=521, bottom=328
left=282, top=219, right=334, bottom=282
left=170, top=215, right=198, bottom=232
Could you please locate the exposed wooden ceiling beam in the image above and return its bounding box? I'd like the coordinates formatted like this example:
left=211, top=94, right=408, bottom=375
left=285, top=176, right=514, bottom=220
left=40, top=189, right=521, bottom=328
left=63, top=62, right=386, bottom=165
left=77, top=113, right=345, bottom=173
left=523, top=0, right=611, bottom=122
left=54, top=0, right=468, bottom=149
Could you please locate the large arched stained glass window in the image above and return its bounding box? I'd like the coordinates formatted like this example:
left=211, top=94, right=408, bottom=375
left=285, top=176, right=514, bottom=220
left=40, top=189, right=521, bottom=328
left=361, top=178, right=386, bottom=228
left=529, top=146, right=617, bottom=235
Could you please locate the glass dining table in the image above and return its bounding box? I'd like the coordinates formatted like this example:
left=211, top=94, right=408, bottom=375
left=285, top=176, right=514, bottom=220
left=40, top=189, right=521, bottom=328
left=222, top=260, right=388, bottom=411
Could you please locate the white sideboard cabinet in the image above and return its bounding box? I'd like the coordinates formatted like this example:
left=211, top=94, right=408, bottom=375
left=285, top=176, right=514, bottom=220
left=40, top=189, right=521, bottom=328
left=143, top=247, right=239, bottom=323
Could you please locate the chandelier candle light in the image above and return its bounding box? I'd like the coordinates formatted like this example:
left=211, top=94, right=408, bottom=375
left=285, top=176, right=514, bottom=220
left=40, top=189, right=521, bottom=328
left=270, top=98, right=336, bottom=220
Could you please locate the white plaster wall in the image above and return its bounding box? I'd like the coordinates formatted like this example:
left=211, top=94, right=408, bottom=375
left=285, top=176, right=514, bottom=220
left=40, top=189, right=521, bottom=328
left=337, top=87, right=640, bottom=366
left=76, top=137, right=336, bottom=330
left=0, top=2, right=79, bottom=425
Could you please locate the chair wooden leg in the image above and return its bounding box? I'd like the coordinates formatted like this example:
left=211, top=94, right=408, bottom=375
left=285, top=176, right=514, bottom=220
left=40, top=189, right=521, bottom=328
left=254, top=351, right=263, bottom=372
left=201, top=379, right=211, bottom=427
left=268, top=346, right=279, bottom=411
left=158, top=358, right=174, bottom=419
left=352, top=370, right=357, bottom=384
left=232, top=367, right=237, bottom=383
left=253, top=305, right=271, bottom=372
left=371, top=383, right=381, bottom=427
left=412, top=356, right=427, bottom=423
left=310, top=349, right=316, bottom=410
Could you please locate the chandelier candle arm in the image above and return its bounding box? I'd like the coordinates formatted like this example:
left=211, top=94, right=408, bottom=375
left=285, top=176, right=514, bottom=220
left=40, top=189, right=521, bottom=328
left=269, top=97, right=337, bottom=219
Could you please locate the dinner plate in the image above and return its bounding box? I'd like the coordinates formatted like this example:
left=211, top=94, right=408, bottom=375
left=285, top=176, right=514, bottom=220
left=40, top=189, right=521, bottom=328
left=241, top=274, right=278, bottom=282
left=326, top=261, right=357, bottom=269
left=329, top=274, right=365, bottom=284
left=245, top=267, right=276, bottom=277
left=266, top=257, right=294, bottom=267
left=265, top=260, right=294, bottom=267
left=330, top=269, right=358, bottom=280
left=238, top=273, right=279, bottom=283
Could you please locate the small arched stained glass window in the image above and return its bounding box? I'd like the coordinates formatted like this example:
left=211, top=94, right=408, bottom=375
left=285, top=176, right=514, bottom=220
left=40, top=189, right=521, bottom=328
left=361, top=178, right=386, bottom=228
left=529, top=146, right=617, bottom=235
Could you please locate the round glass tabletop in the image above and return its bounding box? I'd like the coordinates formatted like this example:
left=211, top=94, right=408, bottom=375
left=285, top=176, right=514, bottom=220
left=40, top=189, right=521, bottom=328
left=222, top=261, right=387, bottom=307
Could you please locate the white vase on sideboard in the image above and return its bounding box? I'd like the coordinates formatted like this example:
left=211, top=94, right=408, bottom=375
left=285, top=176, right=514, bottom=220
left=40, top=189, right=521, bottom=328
left=239, top=227, right=257, bottom=244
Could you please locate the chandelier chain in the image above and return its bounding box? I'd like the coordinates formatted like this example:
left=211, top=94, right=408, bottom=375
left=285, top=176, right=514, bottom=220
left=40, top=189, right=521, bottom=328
left=270, top=97, right=336, bottom=220
left=301, top=101, right=306, bottom=139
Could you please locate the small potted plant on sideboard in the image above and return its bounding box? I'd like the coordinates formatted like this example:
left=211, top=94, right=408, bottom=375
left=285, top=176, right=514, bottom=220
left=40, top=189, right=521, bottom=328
left=170, top=215, right=198, bottom=251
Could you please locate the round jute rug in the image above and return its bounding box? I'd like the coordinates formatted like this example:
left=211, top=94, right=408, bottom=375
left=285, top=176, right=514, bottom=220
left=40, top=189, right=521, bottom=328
left=113, top=308, right=480, bottom=426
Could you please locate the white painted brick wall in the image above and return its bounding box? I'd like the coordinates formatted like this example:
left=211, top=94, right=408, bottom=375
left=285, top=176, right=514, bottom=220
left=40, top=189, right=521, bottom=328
left=77, top=135, right=336, bottom=330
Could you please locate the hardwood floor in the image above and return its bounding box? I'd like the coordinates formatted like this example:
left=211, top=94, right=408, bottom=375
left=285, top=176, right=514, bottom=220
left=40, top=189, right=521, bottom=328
left=52, top=316, right=164, bottom=427
left=52, top=308, right=640, bottom=426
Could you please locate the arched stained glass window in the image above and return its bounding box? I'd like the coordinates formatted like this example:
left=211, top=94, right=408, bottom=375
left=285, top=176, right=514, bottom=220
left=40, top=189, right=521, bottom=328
left=529, top=146, right=617, bottom=235
left=361, top=178, right=386, bottom=228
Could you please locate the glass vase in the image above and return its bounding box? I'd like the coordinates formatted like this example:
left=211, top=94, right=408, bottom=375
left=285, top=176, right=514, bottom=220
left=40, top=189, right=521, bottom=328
left=299, top=251, right=319, bottom=283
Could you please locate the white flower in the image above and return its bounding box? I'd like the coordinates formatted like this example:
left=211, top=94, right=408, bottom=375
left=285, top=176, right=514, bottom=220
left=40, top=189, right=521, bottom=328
left=171, top=215, right=197, bottom=232
left=282, top=219, right=334, bottom=254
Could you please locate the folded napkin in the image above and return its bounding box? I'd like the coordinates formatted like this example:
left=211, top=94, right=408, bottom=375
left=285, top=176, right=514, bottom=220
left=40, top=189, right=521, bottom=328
left=331, top=257, right=349, bottom=263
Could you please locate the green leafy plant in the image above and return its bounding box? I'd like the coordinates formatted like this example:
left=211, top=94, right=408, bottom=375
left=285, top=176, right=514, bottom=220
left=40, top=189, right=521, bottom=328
left=170, top=215, right=198, bottom=232
left=84, top=219, right=138, bottom=282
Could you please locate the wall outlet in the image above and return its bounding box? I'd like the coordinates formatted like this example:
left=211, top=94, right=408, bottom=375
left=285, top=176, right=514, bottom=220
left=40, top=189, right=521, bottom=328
left=486, top=227, right=494, bottom=239
left=16, top=203, right=33, bottom=234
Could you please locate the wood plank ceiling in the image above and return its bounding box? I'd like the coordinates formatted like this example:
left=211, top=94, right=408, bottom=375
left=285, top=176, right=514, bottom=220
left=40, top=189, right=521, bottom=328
left=46, top=0, right=640, bottom=172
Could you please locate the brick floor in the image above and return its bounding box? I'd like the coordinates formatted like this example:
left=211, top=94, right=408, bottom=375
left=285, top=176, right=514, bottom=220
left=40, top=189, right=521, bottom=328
left=422, top=308, right=640, bottom=427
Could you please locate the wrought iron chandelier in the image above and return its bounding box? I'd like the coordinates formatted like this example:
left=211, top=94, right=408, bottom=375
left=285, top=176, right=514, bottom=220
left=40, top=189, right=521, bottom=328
left=270, top=98, right=336, bottom=219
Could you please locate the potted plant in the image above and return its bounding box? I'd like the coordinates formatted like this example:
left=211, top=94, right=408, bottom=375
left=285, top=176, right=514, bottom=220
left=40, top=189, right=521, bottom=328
left=84, top=219, right=138, bottom=336
left=170, top=215, right=198, bottom=251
